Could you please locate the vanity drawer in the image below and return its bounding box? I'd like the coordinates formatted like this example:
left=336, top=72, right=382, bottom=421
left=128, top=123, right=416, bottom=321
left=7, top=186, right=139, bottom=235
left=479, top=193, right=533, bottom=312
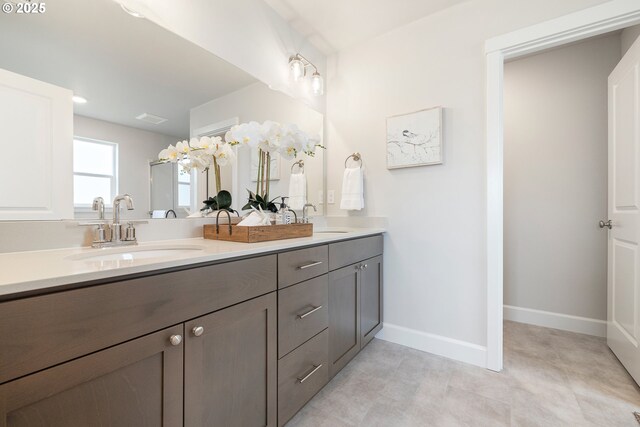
left=278, top=329, right=328, bottom=427
left=278, top=274, right=328, bottom=358
left=329, top=235, right=383, bottom=271
left=278, top=245, right=328, bottom=288
left=0, top=255, right=277, bottom=385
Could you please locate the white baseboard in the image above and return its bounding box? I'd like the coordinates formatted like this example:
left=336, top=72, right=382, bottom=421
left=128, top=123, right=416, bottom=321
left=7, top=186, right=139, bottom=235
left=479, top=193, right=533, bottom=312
left=375, top=323, right=487, bottom=368
left=504, top=305, right=606, bottom=337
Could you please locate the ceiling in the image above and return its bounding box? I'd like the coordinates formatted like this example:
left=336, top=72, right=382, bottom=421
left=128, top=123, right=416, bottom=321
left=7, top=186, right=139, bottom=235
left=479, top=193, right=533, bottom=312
left=0, top=0, right=256, bottom=138
left=264, top=0, right=469, bottom=54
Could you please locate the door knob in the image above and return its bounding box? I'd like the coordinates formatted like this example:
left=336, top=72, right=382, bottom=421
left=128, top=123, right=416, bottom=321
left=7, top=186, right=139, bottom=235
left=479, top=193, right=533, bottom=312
left=599, top=220, right=612, bottom=229
left=192, top=326, right=204, bottom=337
left=169, top=334, right=183, bottom=346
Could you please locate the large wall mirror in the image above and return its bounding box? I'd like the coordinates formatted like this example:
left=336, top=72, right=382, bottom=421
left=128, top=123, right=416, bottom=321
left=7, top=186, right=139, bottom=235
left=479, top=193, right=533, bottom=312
left=0, top=0, right=324, bottom=221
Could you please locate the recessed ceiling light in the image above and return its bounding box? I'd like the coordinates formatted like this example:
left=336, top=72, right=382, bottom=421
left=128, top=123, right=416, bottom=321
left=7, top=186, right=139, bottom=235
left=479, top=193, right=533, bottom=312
left=72, top=95, right=87, bottom=104
left=136, top=113, right=168, bottom=125
left=120, top=3, right=145, bottom=18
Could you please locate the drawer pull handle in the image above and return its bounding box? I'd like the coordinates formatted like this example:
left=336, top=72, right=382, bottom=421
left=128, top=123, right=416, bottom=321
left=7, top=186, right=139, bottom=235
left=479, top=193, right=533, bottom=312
left=169, top=334, right=182, bottom=346
left=298, top=261, right=323, bottom=270
left=297, top=364, right=323, bottom=383
left=297, top=305, right=323, bottom=319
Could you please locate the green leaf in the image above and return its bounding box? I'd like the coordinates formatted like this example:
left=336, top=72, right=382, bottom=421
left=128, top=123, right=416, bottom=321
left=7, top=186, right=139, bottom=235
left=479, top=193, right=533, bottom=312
left=216, top=190, right=232, bottom=210
left=266, top=202, right=278, bottom=213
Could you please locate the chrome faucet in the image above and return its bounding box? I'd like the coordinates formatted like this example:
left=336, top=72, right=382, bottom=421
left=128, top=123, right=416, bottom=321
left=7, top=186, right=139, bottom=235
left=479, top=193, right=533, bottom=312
left=81, top=194, right=144, bottom=248
left=112, top=194, right=134, bottom=243
left=302, top=203, right=317, bottom=223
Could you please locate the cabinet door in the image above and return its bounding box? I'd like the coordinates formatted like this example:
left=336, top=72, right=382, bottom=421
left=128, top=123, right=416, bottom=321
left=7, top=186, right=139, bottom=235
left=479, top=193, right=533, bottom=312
left=360, top=255, right=383, bottom=347
left=0, top=325, right=183, bottom=427
left=328, top=263, right=361, bottom=377
left=0, top=68, right=73, bottom=220
left=185, top=293, right=277, bottom=427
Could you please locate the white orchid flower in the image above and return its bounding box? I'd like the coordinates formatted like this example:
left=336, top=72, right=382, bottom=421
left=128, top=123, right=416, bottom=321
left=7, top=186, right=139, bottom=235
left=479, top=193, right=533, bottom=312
left=158, top=144, right=178, bottom=161
left=176, top=140, right=190, bottom=154
left=258, top=120, right=283, bottom=153
left=214, top=143, right=235, bottom=166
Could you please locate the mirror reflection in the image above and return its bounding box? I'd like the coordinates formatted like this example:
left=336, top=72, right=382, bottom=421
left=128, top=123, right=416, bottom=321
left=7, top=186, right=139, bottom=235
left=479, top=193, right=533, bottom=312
left=0, top=0, right=324, bottom=220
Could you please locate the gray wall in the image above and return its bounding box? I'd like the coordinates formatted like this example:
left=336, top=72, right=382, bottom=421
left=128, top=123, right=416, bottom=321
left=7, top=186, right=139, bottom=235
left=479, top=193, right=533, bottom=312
left=504, top=33, right=621, bottom=322
left=622, top=24, right=640, bottom=56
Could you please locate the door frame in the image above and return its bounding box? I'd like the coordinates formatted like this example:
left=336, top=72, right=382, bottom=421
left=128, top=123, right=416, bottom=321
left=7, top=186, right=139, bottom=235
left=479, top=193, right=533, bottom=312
left=485, top=0, right=640, bottom=372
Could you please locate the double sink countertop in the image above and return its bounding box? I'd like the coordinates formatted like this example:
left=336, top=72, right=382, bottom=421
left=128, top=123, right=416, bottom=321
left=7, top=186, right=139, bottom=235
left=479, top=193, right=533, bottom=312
left=0, top=228, right=385, bottom=300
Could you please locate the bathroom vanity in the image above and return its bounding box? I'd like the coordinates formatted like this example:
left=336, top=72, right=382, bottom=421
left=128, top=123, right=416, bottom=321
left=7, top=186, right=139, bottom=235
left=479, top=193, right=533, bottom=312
left=0, top=232, right=383, bottom=426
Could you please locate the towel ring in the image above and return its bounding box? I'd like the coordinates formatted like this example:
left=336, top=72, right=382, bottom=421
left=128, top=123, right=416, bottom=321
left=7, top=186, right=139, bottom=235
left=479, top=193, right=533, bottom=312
left=344, top=152, right=362, bottom=168
left=291, top=159, right=304, bottom=173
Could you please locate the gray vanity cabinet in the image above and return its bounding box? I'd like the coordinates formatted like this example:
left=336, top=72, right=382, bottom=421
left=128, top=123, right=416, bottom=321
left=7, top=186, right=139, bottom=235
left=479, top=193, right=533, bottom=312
left=328, top=235, right=384, bottom=378
left=360, top=255, right=384, bottom=347
left=0, top=234, right=383, bottom=426
left=184, top=293, right=277, bottom=427
left=328, top=262, right=362, bottom=377
left=0, top=325, right=184, bottom=427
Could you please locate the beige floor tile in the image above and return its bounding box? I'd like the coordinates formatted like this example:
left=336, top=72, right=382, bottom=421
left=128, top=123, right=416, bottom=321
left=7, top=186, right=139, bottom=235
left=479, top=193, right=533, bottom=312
left=287, top=322, right=640, bottom=427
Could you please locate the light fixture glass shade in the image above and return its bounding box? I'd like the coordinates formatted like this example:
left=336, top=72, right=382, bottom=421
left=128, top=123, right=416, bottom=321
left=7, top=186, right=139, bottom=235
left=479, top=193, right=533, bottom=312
left=311, top=72, right=324, bottom=96
left=289, top=57, right=305, bottom=82
left=72, top=95, right=88, bottom=104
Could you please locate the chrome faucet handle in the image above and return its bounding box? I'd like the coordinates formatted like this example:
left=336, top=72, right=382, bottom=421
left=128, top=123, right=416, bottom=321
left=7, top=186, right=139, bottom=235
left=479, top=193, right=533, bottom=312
left=92, top=197, right=105, bottom=220
left=122, top=222, right=137, bottom=242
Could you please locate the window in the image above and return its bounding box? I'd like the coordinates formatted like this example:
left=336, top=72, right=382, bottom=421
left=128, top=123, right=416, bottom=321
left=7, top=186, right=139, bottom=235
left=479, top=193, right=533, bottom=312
left=177, top=163, right=191, bottom=207
left=73, top=138, right=118, bottom=206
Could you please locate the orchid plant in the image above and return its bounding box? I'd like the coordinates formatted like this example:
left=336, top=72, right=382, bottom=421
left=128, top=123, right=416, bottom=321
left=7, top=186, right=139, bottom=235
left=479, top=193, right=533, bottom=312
left=158, top=136, right=236, bottom=211
left=224, top=120, right=322, bottom=211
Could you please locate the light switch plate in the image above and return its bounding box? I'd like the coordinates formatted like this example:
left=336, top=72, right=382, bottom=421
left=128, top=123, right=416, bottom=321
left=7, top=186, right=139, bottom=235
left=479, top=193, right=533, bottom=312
left=327, top=190, right=335, bottom=204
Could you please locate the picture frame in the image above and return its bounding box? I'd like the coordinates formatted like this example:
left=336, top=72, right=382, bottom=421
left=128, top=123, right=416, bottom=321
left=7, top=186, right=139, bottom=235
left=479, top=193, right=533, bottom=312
left=386, top=106, right=443, bottom=169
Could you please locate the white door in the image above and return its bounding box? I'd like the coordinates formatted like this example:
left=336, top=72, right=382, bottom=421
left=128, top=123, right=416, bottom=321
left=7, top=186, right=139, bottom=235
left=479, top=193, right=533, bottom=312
left=607, top=35, right=640, bottom=384
left=0, top=68, right=73, bottom=220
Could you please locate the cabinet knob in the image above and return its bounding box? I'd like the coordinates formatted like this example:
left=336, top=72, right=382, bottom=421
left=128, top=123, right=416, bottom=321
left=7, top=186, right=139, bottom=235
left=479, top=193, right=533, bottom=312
left=363, top=264, right=368, bottom=269
left=192, top=326, right=204, bottom=337
left=169, top=334, right=183, bottom=346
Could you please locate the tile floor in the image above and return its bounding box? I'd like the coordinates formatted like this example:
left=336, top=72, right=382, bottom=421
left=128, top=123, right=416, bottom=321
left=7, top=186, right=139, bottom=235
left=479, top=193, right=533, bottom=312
left=286, top=321, right=640, bottom=426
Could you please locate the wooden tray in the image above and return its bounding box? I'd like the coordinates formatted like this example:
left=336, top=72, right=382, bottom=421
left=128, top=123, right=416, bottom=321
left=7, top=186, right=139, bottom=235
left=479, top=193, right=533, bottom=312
left=204, top=222, right=313, bottom=243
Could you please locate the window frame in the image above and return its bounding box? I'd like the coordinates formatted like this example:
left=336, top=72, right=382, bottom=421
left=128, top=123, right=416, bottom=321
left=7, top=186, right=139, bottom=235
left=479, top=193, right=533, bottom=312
left=72, top=136, right=119, bottom=209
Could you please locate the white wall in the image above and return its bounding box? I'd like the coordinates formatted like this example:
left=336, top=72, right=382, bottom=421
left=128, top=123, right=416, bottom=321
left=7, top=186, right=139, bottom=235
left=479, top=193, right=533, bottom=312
left=622, top=24, right=640, bottom=55
left=190, top=82, right=324, bottom=214
left=503, top=34, right=621, bottom=335
left=74, top=115, right=176, bottom=218
left=324, top=0, right=609, bottom=363
left=123, top=0, right=326, bottom=113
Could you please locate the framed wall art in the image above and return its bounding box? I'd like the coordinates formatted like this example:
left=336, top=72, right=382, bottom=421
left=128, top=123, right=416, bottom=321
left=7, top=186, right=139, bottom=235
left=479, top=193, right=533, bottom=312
left=386, top=106, right=443, bottom=169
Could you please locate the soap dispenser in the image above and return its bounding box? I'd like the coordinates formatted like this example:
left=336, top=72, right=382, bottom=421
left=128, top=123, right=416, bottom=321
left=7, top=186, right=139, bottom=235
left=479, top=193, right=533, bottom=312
left=275, top=197, right=292, bottom=225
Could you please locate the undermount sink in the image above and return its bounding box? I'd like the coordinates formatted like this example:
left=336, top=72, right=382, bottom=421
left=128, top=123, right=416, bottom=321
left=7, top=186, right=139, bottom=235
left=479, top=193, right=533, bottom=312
left=66, top=244, right=205, bottom=262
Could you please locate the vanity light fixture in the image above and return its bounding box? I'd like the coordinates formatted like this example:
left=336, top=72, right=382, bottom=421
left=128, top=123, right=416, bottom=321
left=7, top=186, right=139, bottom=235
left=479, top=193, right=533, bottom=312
left=72, top=95, right=88, bottom=104
left=288, top=53, right=324, bottom=96
left=310, top=71, right=324, bottom=96
left=289, top=56, right=305, bottom=82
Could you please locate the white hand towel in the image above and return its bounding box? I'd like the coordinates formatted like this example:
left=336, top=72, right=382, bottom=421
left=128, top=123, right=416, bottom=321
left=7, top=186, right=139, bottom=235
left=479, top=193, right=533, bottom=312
left=288, top=172, right=307, bottom=210
left=340, top=167, right=364, bottom=210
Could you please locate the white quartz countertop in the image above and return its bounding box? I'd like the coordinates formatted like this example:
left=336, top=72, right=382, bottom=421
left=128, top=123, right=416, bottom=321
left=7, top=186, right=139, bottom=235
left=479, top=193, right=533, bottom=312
left=0, top=228, right=384, bottom=299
